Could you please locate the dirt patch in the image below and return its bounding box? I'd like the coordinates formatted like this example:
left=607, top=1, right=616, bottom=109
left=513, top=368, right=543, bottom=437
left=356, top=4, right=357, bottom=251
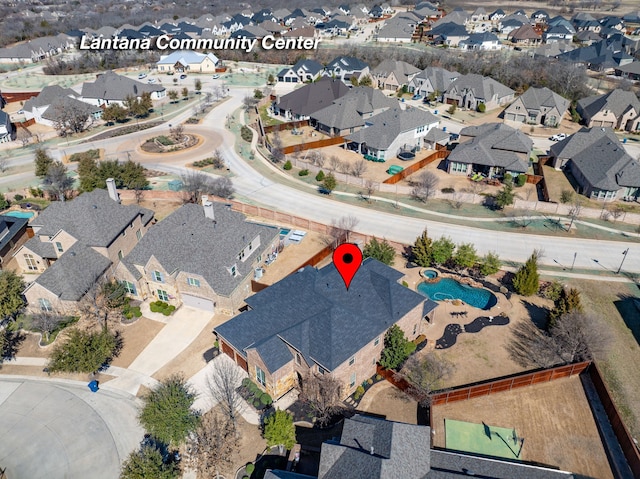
left=357, top=380, right=418, bottom=425
left=89, top=121, right=163, bottom=141
left=15, top=332, right=51, bottom=358
left=110, top=317, right=165, bottom=369
left=431, top=376, right=613, bottom=479
left=0, top=364, right=115, bottom=384
left=121, top=197, right=182, bottom=221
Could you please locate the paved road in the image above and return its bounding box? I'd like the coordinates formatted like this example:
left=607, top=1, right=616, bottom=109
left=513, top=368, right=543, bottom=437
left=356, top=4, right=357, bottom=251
left=0, top=379, right=143, bottom=479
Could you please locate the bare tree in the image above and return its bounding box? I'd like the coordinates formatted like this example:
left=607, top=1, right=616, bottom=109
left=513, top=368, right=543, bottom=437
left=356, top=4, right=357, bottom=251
left=324, top=215, right=359, bottom=248
left=242, top=94, right=257, bottom=111
left=399, top=352, right=454, bottom=406
left=42, top=161, right=74, bottom=202
left=363, top=179, right=376, bottom=203
left=211, top=149, right=226, bottom=169
left=328, top=155, right=341, bottom=171
left=186, top=410, right=239, bottom=479
left=608, top=204, right=627, bottom=223
left=309, top=150, right=325, bottom=168
left=210, top=177, right=234, bottom=199
left=510, top=208, right=535, bottom=228
left=299, top=370, right=349, bottom=428
left=180, top=170, right=213, bottom=204
left=169, top=124, right=185, bottom=142
left=206, top=357, right=246, bottom=425
left=448, top=191, right=464, bottom=210
left=78, top=279, right=127, bottom=330
left=31, top=311, right=65, bottom=343
left=270, top=132, right=285, bottom=164
left=567, top=197, right=582, bottom=231
left=351, top=159, right=368, bottom=177
left=51, top=101, right=93, bottom=137
left=411, top=171, right=439, bottom=202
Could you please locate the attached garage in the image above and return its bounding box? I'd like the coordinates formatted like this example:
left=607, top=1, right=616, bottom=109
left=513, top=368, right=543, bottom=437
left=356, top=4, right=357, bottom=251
left=181, top=294, right=215, bottom=312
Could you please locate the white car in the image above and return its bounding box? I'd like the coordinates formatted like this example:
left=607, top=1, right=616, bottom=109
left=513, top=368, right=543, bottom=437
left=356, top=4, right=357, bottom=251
left=549, top=133, right=567, bottom=141
left=212, top=74, right=220, bottom=79
left=147, top=78, right=157, bottom=84
left=138, top=73, right=147, bottom=79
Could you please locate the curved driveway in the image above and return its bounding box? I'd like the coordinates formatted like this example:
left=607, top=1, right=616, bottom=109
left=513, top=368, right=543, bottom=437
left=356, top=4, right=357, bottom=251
left=0, top=379, right=143, bottom=479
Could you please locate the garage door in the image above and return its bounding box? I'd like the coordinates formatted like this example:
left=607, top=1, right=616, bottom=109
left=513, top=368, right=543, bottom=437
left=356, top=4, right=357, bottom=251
left=181, top=294, right=215, bottom=312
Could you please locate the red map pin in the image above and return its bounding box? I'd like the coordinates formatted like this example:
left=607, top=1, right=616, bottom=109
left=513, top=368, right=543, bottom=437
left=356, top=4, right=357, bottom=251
left=333, top=243, right=363, bottom=290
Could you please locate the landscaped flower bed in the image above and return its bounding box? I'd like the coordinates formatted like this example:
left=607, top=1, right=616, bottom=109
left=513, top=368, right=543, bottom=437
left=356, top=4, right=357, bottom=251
left=149, top=300, right=175, bottom=316
left=238, top=378, right=273, bottom=410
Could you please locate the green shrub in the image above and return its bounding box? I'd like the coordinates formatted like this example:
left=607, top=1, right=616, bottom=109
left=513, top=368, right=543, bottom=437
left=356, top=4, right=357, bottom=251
left=68, top=149, right=100, bottom=162
left=516, top=174, right=527, bottom=187
left=404, top=341, right=417, bottom=356
left=504, top=173, right=513, bottom=185
left=13, top=194, right=24, bottom=201
left=240, top=125, right=253, bottom=142
left=315, top=170, right=325, bottom=181
left=441, top=187, right=455, bottom=193
left=283, top=160, right=292, bottom=170
left=354, top=385, right=365, bottom=400
left=242, top=378, right=253, bottom=388
left=253, top=399, right=262, bottom=408
left=260, top=392, right=272, bottom=405
left=402, top=280, right=409, bottom=287
left=246, top=463, right=255, bottom=475
left=156, top=135, right=174, bottom=146
left=367, top=378, right=373, bottom=385
left=477, top=102, right=486, bottom=113
left=162, top=305, right=176, bottom=316
left=298, top=169, right=309, bottom=176
left=150, top=302, right=161, bottom=313
left=376, top=374, right=383, bottom=381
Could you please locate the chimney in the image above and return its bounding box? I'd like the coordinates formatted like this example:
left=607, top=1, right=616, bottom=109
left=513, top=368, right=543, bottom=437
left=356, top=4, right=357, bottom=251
left=201, top=194, right=209, bottom=205
left=203, top=200, right=215, bottom=221
left=106, top=178, right=120, bottom=204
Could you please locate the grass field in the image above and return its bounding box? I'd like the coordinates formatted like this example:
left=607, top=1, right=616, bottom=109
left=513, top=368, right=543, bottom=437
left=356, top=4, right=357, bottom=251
left=445, top=419, right=523, bottom=460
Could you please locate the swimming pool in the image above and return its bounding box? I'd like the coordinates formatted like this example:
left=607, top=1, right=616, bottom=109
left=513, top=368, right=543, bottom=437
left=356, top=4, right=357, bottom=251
left=2, top=210, right=35, bottom=219
left=423, top=269, right=438, bottom=279
left=279, top=228, right=291, bottom=239
left=418, top=278, right=497, bottom=310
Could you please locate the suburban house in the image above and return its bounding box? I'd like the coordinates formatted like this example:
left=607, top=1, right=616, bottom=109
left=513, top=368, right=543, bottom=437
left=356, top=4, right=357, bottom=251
left=443, top=74, right=515, bottom=111
left=371, top=60, right=421, bottom=91
left=273, top=78, right=350, bottom=121
left=459, top=32, right=502, bottom=51
left=23, top=85, right=102, bottom=128
left=310, top=87, right=398, bottom=136
left=277, top=59, right=324, bottom=83
left=156, top=50, right=219, bottom=73
left=375, top=15, right=418, bottom=43
left=0, top=110, right=13, bottom=143
left=549, top=127, right=640, bottom=201
left=345, top=106, right=439, bottom=161
left=0, top=34, right=75, bottom=64
left=543, top=25, right=575, bottom=42
left=215, top=258, right=438, bottom=400
left=323, top=56, right=370, bottom=83
left=18, top=185, right=154, bottom=314
left=265, top=414, right=574, bottom=479
left=503, top=87, right=570, bottom=127
left=81, top=71, right=166, bottom=106
left=576, top=89, right=640, bottom=132
left=446, top=123, right=533, bottom=178
left=0, top=214, right=30, bottom=270
left=507, top=24, right=542, bottom=44
left=427, top=22, right=469, bottom=47
left=115, top=200, right=279, bottom=315
left=408, top=67, right=459, bottom=99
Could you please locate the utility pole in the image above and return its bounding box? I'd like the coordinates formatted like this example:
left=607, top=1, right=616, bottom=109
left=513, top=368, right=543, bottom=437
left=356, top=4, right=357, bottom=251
left=616, top=248, right=629, bottom=275
left=571, top=252, right=577, bottom=271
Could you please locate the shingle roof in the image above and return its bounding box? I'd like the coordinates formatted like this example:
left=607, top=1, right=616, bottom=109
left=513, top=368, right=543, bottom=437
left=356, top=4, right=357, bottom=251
left=508, top=24, right=541, bottom=40
left=372, top=60, right=421, bottom=84
left=318, top=415, right=431, bottom=479
left=215, top=259, right=437, bottom=373
left=31, top=189, right=153, bottom=248
left=0, top=215, right=27, bottom=254
left=412, top=67, right=459, bottom=93
left=345, top=106, right=438, bottom=150
left=157, top=50, right=219, bottom=66
left=550, top=127, right=640, bottom=191
left=448, top=123, right=532, bottom=173
left=31, top=243, right=112, bottom=301
left=81, top=71, right=165, bottom=101
left=446, top=73, right=514, bottom=102
left=515, top=87, right=570, bottom=116
left=41, top=96, right=101, bottom=122
left=121, top=203, right=278, bottom=297
left=326, top=56, right=369, bottom=72
left=577, top=89, right=640, bottom=122
left=275, top=78, right=350, bottom=118
left=22, top=236, right=57, bottom=259
left=23, top=85, right=79, bottom=111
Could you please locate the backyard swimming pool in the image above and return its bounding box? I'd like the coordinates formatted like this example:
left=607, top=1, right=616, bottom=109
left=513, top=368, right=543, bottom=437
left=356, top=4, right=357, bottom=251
left=2, top=210, right=35, bottom=219
left=418, top=278, right=497, bottom=310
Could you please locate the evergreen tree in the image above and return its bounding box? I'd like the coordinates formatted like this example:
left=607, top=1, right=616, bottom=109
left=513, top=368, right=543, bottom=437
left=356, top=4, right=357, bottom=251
left=263, top=409, right=296, bottom=451
left=549, top=288, right=583, bottom=327
left=412, top=229, right=433, bottom=267
left=512, top=252, right=540, bottom=296
left=379, top=325, right=415, bottom=370
left=78, top=156, right=100, bottom=192
left=322, top=174, right=337, bottom=194
left=0, top=270, right=25, bottom=321
left=34, top=148, right=54, bottom=177
left=452, top=243, right=478, bottom=269
left=120, top=446, right=179, bottom=479
left=480, top=252, right=501, bottom=276
left=495, top=183, right=515, bottom=209
left=363, top=238, right=395, bottom=266
left=431, top=237, right=455, bottom=266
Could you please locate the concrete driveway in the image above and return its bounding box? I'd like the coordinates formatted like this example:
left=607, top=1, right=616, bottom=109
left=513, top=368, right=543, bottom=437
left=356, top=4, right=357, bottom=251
left=0, top=379, right=143, bottom=479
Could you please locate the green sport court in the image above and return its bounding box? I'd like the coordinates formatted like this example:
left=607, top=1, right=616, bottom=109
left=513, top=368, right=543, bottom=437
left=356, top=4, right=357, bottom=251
left=444, top=419, right=524, bottom=460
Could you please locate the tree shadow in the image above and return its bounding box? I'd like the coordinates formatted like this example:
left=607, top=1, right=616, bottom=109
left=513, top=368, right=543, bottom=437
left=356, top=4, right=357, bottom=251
left=521, top=300, right=550, bottom=329
left=614, top=292, right=640, bottom=346
left=1, top=330, right=26, bottom=363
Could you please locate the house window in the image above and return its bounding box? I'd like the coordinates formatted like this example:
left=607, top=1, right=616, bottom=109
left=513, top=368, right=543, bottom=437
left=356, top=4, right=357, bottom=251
left=374, top=336, right=380, bottom=346
left=451, top=162, right=467, bottom=173
left=122, top=281, right=137, bottom=295
left=187, top=277, right=200, bottom=287
left=118, top=250, right=123, bottom=260
left=318, top=365, right=326, bottom=375
left=230, top=265, right=237, bottom=276
left=152, top=271, right=164, bottom=282
left=372, top=357, right=376, bottom=365
left=157, top=289, right=169, bottom=301
left=350, top=372, right=356, bottom=388
left=39, top=298, right=52, bottom=312
left=256, top=366, right=266, bottom=387
left=55, top=242, right=63, bottom=253
left=237, top=250, right=245, bottom=261
left=295, top=353, right=301, bottom=365
left=413, top=324, right=417, bottom=335
left=24, top=254, right=37, bottom=271
left=349, top=356, right=355, bottom=366
left=136, top=230, right=142, bottom=241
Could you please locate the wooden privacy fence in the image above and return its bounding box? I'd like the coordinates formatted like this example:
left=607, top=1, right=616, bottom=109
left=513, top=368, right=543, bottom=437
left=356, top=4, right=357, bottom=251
left=263, top=119, right=310, bottom=134
left=383, top=149, right=449, bottom=184
left=281, top=136, right=344, bottom=155
left=589, top=363, right=640, bottom=477
left=430, top=361, right=590, bottom=405
left=2, top=91, right=37, bottom=103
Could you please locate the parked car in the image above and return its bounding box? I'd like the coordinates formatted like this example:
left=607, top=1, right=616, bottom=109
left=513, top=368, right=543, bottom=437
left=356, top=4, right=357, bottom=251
left=180, top=74, right=187, bottom=80
left=449, top=133, right=460, bottom=141
left=412, top=94, right=422, bottom=101
left=212, top=74, right=220, bottom=79
left=138, top=73, right=147, bottom=79
left=147, top=78, right=156, bottom=84
left=166, top=71, right=174, bottom=75
left=549, top=133, right=567, bottom=141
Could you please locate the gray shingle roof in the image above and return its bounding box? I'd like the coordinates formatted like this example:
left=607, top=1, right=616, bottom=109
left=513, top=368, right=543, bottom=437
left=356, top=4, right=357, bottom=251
left=275, top=78, right=350, bottom=118
left=31, top=189, right=153, bottom=248
left=122, top=203, right=277, bottom=297
left=577, top=89, right=640, bottom=122
left=515, top=87, right=570, bottom=115
left=550, top=127, right=640, bottom=191
left=31, top=243, right=112, bottom=301
left=446, top=74, right=514, bottom=102
left=22, top=236, right=57, bottom=259
left=81, top=71, right=165, bottom=101
left=372, top=60, right=421, bottom=84
left=23, top=85, right=79, bottom=111
left=412, top=67, right=459, bottom=93
left=318, top=415, right=431, bottom=479
left=41, top=96, right=101, bottom=122
left=325, top=56, right=369, bottom=73
left=215, top=259, right=437, bottom=373
left=345, top=106, right=438, bottom=150
left=0, top=215, right=28, bottom=253
left=448, top=123, right=532, bottom=173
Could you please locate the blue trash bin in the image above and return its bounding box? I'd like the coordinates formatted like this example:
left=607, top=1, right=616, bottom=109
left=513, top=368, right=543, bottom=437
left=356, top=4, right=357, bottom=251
left=88, top=380, right=99, bottom=393
left=434, top=110, right=438, bottom=115
left=623, top=138, right=627, bottom=144
left=443, top=126, right=447, bottom=132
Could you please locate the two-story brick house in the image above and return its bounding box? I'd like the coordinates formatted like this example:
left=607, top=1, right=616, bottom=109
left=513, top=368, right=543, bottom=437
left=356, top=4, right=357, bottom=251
left=18, top=183, right=154, bottom=313
left=114, top=199, right=279, bottom=315
left=215, top=258, right=438, bottom=400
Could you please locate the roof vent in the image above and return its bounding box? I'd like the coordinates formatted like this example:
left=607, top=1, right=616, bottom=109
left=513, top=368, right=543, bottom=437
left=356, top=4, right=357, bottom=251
left=92, top=205, right=98, bottom=209
left=370, top=446, right=374, bottom=455
left=70, top=252, right=76, bottom=256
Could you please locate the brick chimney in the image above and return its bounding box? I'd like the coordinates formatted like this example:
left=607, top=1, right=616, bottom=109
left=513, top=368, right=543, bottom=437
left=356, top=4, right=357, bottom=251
left=106, top=178, right=120, bottom=203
